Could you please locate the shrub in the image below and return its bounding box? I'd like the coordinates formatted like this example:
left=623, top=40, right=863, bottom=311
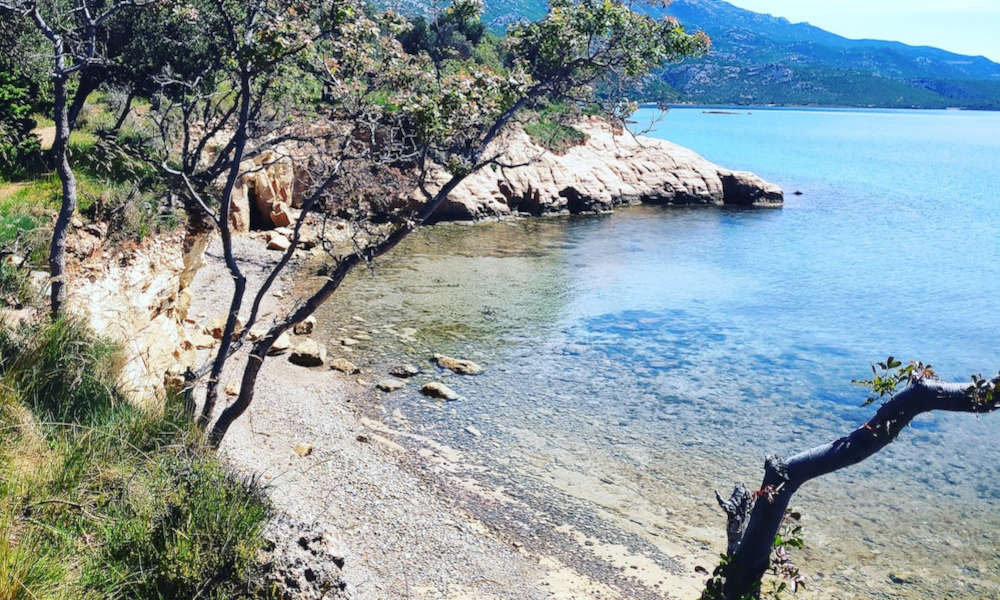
left=0, top=70, right=42, bottom=180
left=0, top=318, right=275, bottom=599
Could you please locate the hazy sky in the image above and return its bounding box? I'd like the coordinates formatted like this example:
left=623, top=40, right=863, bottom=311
left=729, top=0, right=1000, bottom=61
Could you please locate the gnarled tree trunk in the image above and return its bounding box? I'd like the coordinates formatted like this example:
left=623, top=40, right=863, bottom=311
left=47, top=45, right=77, bottom=318
left=707, top=380, right=998, bottom=600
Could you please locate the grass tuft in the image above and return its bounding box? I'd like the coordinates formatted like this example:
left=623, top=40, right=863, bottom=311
left=522, top=102, right=589, bottom=154
left=0, top=317, right=276, bottom=599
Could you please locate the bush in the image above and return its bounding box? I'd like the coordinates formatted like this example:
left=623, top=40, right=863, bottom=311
left=0, top=318, right=276, bottom=599
left=0, top=70, right=42, bottom=180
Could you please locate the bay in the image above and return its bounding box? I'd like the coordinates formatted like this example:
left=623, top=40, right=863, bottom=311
left=313, top=107, right=1000, bottom=598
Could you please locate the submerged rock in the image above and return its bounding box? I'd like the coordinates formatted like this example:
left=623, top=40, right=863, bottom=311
left=376, top=378, right=406, bottom=392
left=329, top=358, right=360, bottom=374
left=389, top=364, right=421, bottom=378
left=421, top=381, right=458, bottom=400
left=433, top=354, right=483, bottom=375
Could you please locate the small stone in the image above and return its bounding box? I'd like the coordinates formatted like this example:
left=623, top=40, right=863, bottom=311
left=224, top=381, right=240, bottom=396
left=267, top=233, right=291, bottom=251
left=248, top=326, right=268, bottom=341
left=268, top=331, right=292, bottom=355
left=389, top=364, right=421, bottom=378
left=421, top=381, right=458, bottom=400
left=293, top=443, right=313, bottom=457
left=71, top=217, right=84, bottom=229
left=376, top=378, right=406, bottom=392
left=329, top=358, right=360, bottom=374
left=273, top=226, right=294, bottom=237
left=356, top=434, right=370, bottom=443
left=339, top=337, right=358, bottom=346
left=464, top=425, right=482, bottom=437
left=289, top=339, right=327, bottom=367
left=205, top=315, right=243, bottom=340
left=270, top=202, right=293, bottom=228
left=433, top=354, right=483, bottom=375
left=293, top=315, right=316, bottom=335
left=353, top=333, right=372, bottom=341
left=3, top=254, right=23, bottom=267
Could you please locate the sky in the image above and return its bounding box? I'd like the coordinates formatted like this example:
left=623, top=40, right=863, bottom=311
left=729, top=0, right=1000, bottom=62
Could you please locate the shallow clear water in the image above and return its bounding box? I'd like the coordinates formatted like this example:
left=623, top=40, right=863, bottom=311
left=313, top=107, right=1000, bottom=598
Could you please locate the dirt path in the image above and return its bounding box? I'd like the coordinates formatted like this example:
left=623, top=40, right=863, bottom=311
left=0, top=182, right=25, bottom=203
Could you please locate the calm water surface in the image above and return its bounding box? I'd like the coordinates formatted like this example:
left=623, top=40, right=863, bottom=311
left=314, top=108, right=1000, bottom=598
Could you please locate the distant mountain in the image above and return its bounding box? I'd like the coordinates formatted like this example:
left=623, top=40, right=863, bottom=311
left=447, top=0, right=1000, bottom=109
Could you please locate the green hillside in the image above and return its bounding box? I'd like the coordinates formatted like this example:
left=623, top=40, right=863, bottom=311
left=411, top=0, right=1000, bottom=108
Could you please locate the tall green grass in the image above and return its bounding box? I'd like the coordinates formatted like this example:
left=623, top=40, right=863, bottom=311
left=522, top=102, right=589, bottom=154
left=0, top=318, right=277, bottom=599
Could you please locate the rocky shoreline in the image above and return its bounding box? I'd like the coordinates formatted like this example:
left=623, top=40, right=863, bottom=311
left=35, top=124, right=785, bottom=599
left=422, top=118, right=782, bottom=221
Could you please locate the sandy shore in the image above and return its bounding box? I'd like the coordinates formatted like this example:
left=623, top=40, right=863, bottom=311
left=185, top=234, right=706, bottom=599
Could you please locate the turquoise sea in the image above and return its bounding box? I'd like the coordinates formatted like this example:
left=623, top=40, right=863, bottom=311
left=315, top=107, right=1000, bottom=598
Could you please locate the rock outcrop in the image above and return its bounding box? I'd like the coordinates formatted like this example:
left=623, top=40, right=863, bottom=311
left=229, top=149, right=303, bottom=233
left=66, top=230, right=208, bottom=408
left=408, top=118, right=782, bottom=221
left=225, top=118, right=781, bottom=230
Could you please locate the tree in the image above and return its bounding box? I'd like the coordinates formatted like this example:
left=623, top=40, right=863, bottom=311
left=0, top=18, right=45, bottom=179
left=0, top=70, right=42, bottom=179
left=702, top=361, right=1000, bottom=600
left=398, top=0, right=486, bottom=73
left=136, top=0, right=706, bottom=445
left=0, top=0, right=152, bottom=316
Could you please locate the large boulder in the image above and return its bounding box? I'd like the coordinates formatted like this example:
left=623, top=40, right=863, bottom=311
left=719, top=170, right=785, bottom=207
